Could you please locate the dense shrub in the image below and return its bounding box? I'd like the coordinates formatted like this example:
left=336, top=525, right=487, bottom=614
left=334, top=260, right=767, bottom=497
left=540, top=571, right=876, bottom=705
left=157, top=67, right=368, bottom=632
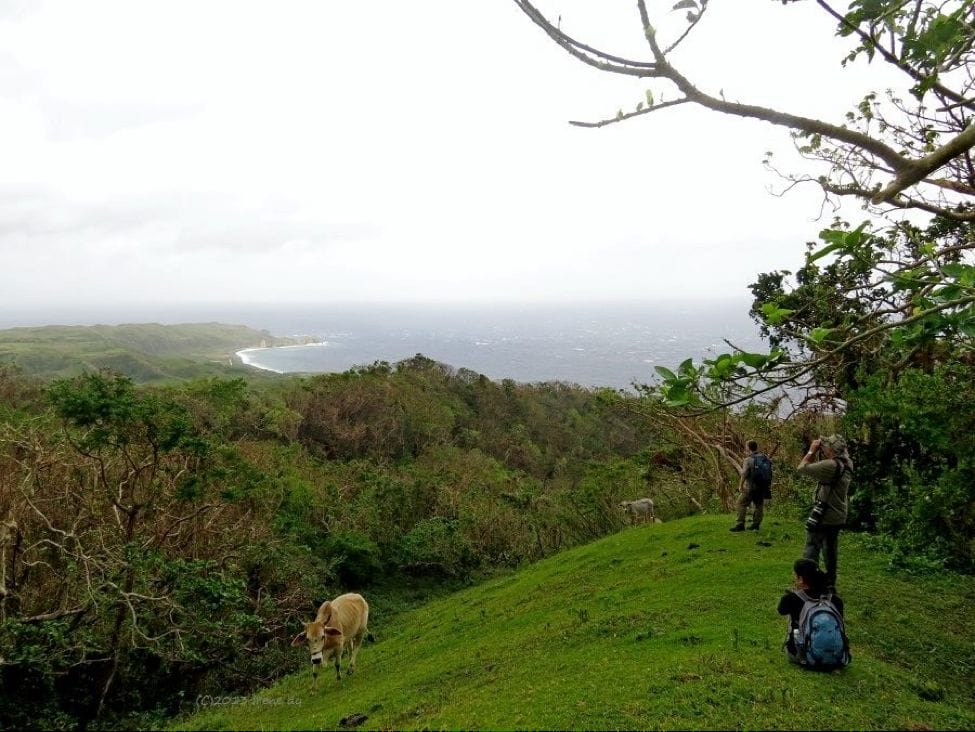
left=0, top=363, right=663, bottom=729
left=843, top=363, right=975, bottom=570
left=397, top=517, right=476, bottom=577
left=323, top=531, right=384, bottom=588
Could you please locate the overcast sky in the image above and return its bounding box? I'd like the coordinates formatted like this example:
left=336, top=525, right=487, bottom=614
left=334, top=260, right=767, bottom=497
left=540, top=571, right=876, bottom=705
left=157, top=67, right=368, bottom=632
left=0, top=0, right=900, bottom=312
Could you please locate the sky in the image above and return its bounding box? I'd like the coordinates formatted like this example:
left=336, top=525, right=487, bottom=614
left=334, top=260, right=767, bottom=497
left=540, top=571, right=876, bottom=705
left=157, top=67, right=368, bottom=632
left=0, top=0, right=902, bottom=314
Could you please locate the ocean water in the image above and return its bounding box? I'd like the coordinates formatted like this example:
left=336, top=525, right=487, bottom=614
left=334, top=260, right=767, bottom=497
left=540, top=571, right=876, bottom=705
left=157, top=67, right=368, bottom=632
left=5, top=300, right=767, bottom=391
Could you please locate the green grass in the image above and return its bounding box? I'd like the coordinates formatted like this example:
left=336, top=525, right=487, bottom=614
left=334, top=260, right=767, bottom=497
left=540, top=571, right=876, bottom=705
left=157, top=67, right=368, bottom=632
left=171, top=514, right=975, bottom=731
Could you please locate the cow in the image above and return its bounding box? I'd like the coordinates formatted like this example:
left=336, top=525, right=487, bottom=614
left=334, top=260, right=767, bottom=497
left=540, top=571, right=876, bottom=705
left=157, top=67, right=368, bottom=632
left=291, top=592, right=369, bottom=681
left=619, top=498, right=657, bottom=525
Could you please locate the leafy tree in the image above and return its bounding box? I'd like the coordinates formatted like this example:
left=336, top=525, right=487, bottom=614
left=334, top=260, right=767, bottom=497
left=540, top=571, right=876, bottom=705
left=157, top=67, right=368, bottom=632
left=0, top=373, right=302, bottom=727
left=747, top=217, right=975, bottom=408
left=514, top=1, right=975, bottom=566
left=843, top=362, right=975, bottom=570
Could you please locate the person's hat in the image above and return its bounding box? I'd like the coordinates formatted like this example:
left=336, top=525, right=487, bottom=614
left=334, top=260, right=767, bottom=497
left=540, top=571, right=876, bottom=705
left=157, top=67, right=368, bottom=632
left=822, top=434, right=847, bottom=454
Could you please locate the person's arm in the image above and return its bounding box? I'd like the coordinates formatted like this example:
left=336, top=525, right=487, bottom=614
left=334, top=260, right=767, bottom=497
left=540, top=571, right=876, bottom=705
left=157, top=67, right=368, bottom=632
left=738, top=456, right=751, bottom=491
left=797, top=438, right=822, bottom=470
left=777, top=592, right=796, bottom=617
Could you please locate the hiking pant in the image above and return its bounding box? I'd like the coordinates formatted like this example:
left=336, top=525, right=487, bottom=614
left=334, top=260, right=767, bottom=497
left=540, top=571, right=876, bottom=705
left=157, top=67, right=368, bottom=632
left=734, top=489, right=764, bottom=528
left=803, top=524, right=842, bottom=588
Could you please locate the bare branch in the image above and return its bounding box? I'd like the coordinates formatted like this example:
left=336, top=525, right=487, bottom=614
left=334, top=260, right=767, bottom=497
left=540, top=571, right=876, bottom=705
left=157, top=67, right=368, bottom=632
left=570, top=98, right=690, bottom=128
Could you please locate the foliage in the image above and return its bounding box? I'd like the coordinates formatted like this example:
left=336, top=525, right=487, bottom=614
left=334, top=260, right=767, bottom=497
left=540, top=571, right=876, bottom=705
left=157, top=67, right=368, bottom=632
left=0, top=359, right=661, bottom=729
left=0, top=372, right=314, bottom=728
left=514, top=0, right=975, bottom=417
left=640, top=218, right=975, bottom=571
left=842, top=363, right=975, bottom=570
left=396, top=517, right=477, bottom=578
left=323, top=531, right=384, bottom=588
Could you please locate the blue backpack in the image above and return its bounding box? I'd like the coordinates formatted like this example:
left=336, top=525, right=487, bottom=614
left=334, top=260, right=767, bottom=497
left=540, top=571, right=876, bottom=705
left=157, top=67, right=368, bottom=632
left=751, top=453, right=773, bottom=499
left=793, top=590, right=851, bottom=670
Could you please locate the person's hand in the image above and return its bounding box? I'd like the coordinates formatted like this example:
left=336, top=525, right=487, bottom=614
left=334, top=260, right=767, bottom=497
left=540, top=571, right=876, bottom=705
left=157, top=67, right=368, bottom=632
left=808, top=438, right=822, bottom=454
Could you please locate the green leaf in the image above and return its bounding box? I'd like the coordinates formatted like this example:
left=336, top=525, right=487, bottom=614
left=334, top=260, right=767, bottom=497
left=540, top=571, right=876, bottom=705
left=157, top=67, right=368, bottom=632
left=934, top=284, right=963, bottom=301
left=677, top=358, right=695, bottom=377
left=807, top=240, right=845, bottom=263
left=942, top=263, right=975, bottom=286
left=888, top=267, right=930, bottom=292
left=636, top=101, right=644, bottom=112
left=760, top=302, right=794, bottom=326
left=654, top=366, right=678, bottom=382
left=739, top=352, right=768, bottom=369
left=662, top=383, right=697, bottom=407
left=707, top=353, right=741, bottom=381
left=819, top=228, right=847, bottom=246
left=809, top=327, right=832, bottom=344
left=645, top=89, right=654, bottom=106
left=844, top=228, right=866, bottom=247
left=767, top=348, right=787, bottom=366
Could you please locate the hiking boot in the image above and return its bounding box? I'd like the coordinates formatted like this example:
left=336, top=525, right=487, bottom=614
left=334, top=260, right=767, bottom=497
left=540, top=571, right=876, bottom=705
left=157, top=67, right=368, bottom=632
left=748, top=525, right=760, bottom=531
left=729, top=525, right=746, bottom=532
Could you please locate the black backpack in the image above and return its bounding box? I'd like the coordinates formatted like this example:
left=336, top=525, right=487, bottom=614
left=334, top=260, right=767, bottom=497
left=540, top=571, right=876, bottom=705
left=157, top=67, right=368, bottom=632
left=751, top=452, right=773, bottom=499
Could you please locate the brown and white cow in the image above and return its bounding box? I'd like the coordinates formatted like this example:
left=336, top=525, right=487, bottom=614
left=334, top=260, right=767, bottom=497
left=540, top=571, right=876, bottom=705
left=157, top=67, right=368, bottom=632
left=291, top=592, right=369, bottom=680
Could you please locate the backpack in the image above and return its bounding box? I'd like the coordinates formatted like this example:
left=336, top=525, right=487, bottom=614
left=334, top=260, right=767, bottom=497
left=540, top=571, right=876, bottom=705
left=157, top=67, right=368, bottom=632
left=792, top=589, right=851, bottom=671
left=751, top=452, right=773, bottom=499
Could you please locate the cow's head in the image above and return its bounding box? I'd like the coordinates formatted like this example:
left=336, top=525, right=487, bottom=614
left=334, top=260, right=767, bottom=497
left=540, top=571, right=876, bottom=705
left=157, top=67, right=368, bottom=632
left=291, top=606, right=345, bottom=675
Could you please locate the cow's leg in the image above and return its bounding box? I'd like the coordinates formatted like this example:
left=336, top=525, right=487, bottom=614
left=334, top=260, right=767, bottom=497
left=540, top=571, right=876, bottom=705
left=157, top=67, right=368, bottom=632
left=347, top=637, right=357, bottom=674
left=348, top=632, right=364, bottom=673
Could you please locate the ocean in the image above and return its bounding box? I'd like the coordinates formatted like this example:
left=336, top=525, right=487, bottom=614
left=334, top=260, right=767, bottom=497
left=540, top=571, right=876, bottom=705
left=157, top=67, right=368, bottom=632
left=5, top=300, right=766, bottom=391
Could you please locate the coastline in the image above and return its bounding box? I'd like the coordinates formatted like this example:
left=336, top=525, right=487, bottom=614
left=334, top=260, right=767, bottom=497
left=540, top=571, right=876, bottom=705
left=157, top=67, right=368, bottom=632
left=235, top=340, right=330, bottom=374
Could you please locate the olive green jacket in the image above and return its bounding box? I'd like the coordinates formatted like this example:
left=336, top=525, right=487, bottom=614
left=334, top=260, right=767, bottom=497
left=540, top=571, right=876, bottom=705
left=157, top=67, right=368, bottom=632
left=798, top=457, right=852, bottom=526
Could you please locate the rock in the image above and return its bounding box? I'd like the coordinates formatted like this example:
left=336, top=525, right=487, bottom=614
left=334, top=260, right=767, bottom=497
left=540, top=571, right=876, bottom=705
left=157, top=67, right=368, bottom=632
left=339, top=713, right=369, bottom=728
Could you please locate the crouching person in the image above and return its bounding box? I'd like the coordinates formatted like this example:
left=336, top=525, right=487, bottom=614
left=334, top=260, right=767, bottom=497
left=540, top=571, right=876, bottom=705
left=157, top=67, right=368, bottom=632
left=777, top=558, right=851, bottom=670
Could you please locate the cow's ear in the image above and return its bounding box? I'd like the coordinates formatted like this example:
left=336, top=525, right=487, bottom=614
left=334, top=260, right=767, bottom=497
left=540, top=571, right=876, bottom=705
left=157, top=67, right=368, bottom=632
left=290, top=631, right=306, bottom=647
left=324, top=627, right=343, bottom=637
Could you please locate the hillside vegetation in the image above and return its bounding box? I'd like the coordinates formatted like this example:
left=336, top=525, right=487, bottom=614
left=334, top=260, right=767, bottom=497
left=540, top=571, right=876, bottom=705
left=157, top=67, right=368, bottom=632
left=0, top=322, right=290, bottom=382
left=0, top=360, right=661, bottom=730
left=175, top=514, right=975, bottom=731
left=1, top=322, right=972, bottom=730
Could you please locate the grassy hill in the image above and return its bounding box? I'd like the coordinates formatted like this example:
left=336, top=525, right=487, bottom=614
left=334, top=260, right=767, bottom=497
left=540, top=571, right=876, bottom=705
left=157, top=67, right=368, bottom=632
left=172, top=514, right=975, bottom=731
left=0, top=322, right=292, bottom=382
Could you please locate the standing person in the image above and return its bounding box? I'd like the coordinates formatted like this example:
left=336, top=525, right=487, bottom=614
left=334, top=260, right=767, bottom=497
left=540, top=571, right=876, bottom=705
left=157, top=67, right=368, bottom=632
left=731, top=440, right=772, bottom=532
left=797, top=434, right=853, bottom=591
left=777, top=558, right=846, bottom=666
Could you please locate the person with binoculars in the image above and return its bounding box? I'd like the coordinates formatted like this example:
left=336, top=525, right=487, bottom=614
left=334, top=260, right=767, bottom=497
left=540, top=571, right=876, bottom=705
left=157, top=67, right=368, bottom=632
left=797, top=434, right=853, bottom=592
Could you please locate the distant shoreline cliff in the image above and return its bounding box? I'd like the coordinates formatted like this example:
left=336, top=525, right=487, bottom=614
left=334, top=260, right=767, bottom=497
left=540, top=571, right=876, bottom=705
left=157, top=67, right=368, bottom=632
left=0, top=322, right=294, bottom=383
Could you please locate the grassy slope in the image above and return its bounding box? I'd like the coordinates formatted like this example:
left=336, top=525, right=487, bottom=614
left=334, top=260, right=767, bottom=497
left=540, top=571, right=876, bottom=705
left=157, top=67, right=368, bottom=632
left=0, top=323, right=288, bottom=382
left=173, top=514, right=975, bottom=732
